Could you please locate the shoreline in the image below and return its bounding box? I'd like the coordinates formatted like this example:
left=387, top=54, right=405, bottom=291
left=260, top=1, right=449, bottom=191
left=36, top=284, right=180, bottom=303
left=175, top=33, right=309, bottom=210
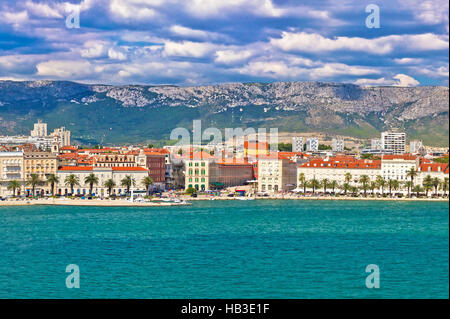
left=1, top=196, right=448, bottom=206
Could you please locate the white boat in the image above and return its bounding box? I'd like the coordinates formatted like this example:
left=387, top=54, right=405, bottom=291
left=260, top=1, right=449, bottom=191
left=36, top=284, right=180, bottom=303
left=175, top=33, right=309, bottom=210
left=236, top=197, right=255, bottom=201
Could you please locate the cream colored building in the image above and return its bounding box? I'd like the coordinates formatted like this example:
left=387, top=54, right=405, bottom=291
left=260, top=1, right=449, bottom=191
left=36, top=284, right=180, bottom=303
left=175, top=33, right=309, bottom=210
left=0, top=152, right=25, bottom=197
left=56, top=166, right=149, bottom=196
left=258, top=157, right=297, bottom=193
left=185, top=159, right=217, bottom=191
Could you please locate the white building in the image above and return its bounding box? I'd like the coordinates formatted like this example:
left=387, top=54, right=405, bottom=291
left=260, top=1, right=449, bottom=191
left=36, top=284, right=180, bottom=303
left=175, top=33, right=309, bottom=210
left=381, top=154, right=417, bottom=182
left=297, top=157, right=381, bottom=190
left=332, top=138, right=345, bottom=153
left=292, top=137, right=304, bottom=152
left=258, top=156, right=297, bottom=193
left=410, top=140, right=423, bottom=154
left=56, top=166, right=149, bottom=196
left=305, top=138, right=319, bottom=152
left=371, top=138, right=383, bottom=150
left=30, top=120, right=47, bottom=137
left=381, top=131, right=406, bottom=155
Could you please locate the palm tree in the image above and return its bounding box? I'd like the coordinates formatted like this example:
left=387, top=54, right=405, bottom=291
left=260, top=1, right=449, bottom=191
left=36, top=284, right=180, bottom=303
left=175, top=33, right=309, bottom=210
left=359, top=175, right=370, bottom=197
left=308, top=178, right=320, bottom=194
left=376, top=175, right=386, bottom=196
left=321, top=178, right=329, bottom=194
left=26, top=174, right=43, bottom=197
left=345, top=172, right=352, bottom=184
left=412, top=185, right=423, bottom=197
left=298, top=173, right=307, bottom=194
left=423, top=175, right=433, bottom=197
left=431, top=177, right=441, bottom=196
left=142, top=176, right=154, bottom=196
left=404, top=181, right=413, bottom=198
left=329, top=180, right=338, bottom=194
left=121, top=175, right=135, bottom=195
left=7, top=180, right=21, bottom=197
left=84, top=173, right=99, bottom=195
left=64, top=174, right=80, bottom=195
left=46, top=174, right=59, bottom=196
left=104, top=178, right=116, bottom=196
left=369, top=181, right=377, bottom=196
left=391, top=179, right=400, bottom=197
left=406, top=167, right=417, bottom=186
left=343, top=182, right=351, bottom=196
left=442, top=177, right=449, bottom=197
left=351, top=186, right=359, bottom=196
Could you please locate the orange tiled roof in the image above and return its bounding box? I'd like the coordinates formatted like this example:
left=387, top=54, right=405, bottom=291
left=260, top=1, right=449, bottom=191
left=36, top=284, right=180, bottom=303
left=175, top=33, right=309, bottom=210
left=419, top=163, right=449, bottom=174
left=59, top=166, right=93, bottom=171
left=381, top=154, right=416, bottom=160
left=300, top=158, right=381, bottom=169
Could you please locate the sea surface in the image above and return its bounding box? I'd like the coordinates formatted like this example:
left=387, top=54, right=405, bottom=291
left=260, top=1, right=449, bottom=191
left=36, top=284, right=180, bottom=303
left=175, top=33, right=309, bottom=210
left=0, top=200, right=448, bottom=299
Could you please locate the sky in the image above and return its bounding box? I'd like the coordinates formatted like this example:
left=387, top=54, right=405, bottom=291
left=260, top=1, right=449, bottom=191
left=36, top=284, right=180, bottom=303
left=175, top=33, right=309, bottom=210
left=0, top=0, right=448, bottom=86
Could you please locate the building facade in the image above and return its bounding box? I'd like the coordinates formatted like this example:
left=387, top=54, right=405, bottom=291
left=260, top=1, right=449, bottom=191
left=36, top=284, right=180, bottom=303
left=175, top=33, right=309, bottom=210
left=305, top=138, right=319, bottom=152
left=292, top=137, right=304, bottom=152
left=23, top=151, right=58, bottom=196
left=381, top=131, right=406, bottom=155
left=0, top=152, right=24, bottom=197
left=258, top=157, right=297, bottom=193
left=332, top=138, right=345, bottom=153
left=57, top=166, right=149, bottom=196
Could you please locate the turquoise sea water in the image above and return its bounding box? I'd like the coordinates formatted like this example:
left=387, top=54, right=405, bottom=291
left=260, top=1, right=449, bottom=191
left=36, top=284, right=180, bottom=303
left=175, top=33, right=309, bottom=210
left=0, top=200, right=448, bottom=299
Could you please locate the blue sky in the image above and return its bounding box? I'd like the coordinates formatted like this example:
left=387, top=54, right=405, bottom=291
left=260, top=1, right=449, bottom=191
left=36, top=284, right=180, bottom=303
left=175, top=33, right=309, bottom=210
left=0, top=0, right=448, bottom=86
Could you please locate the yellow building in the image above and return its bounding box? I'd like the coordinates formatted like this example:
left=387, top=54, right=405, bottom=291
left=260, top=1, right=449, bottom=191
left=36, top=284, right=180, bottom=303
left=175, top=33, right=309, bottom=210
left=185, top=159, right=216, bottom=191
left=23, top=151, right=58, bottom=196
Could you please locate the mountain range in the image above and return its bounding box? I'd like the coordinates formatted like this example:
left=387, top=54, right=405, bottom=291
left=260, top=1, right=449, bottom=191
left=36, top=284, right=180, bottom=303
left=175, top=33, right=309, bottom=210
left=0, top=80, right=448, bottom=147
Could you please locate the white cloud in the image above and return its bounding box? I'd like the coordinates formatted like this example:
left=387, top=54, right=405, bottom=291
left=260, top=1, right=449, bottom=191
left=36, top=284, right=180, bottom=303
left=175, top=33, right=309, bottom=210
left=169, top=25, right=225, bottom=41
left=24, top=1, right=63, bottom=18
left=215, top=49, right=253, bottom=64
left=310, top=63, right=380, bottom=78
left=399, top=0, right=449, bottom=25
left=394, top=58, right=424, bottom=64
left=355, top=74, right=420, bottom=87
left=36, top=60, right=94, bottom=78
left=0, top=10, right=29, bottom=29
left=271, top=32, right=449, bottom=54
left=109, top=0, right=160, bottom=20
left=164, top=41, right=216, bottom=57
left=108, top=48, right=127, bottom=61
left=80, top=41, right=108, bottom=58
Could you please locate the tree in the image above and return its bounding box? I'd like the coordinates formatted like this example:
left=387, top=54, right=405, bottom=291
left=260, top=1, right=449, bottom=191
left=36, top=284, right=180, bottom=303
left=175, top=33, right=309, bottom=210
left=329, top=180, right=338, bottom=194
left=121, top=175, right=135, bottom=195
left=404, top=181, right=413, bottom=198
left=186, top=187, right=197, bottom=195
left=343, top=182, right=351, bottom=196
left=442, top=177, right=449, bottom=197
left=84, top=173, right=99, bottom=195
left=46, top=174, right=60, bottom=196
left=104, top=179, right=116, bottom=196
left=26, top=174, right=43, bottom=197
left=359, top=175, right=370, bottom=197
left=376, top=175, right=386, bottom=196
left=64, top=174, right=80, bottom=195
left=142, top=176, right=154, bottom=196
left=412, top=185, right=423, bottom=197
left=369, top=181, right=377, bottom=196
left=422, top=175, right=433, bottom=197
left=7, top=180, right=21, bottom=197
left=345, top=172, right=352, bottom=184
left=298, top=173, right=307, bottom=194
left=351, top=186, right=359, bottom=196
left=308, top=178, right=320, bottom=194
left=321, top=178, right=329, bottom=194
left=406, top=167, right=417, bottom=187
left=431, top=177, right=441, bottom=196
